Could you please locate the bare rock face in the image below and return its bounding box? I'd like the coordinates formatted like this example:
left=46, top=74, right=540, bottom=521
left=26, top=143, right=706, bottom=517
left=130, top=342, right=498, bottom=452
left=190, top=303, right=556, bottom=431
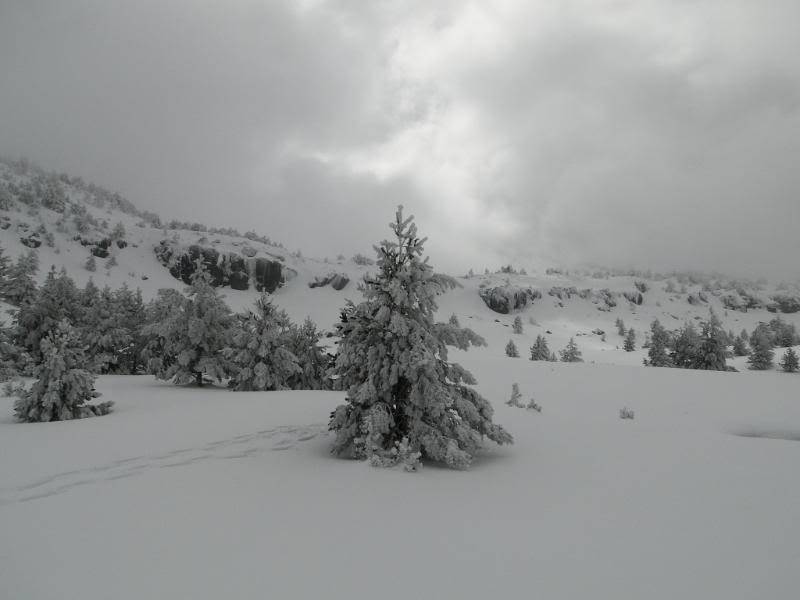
left=479, top=285, right=541, bottom=314
left=622, top=290, right=644, bottom=305
left=20, top=235, right=41, bottom=248
left=153, top=240, right=287, bottom=292
left=309, top=273, right=350, bottom=291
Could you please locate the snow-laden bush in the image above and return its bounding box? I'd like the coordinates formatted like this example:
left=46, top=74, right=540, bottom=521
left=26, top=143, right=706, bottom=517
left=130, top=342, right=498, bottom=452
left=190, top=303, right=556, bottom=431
left=328, top=206, right=512, bottom=470
left=529, top=335, right=551, bottom=361
left=505, top=339, right=519, bottom=357
left=619, top=407, right=635, bottom=420
left=560, top=338, right=583, bottom=362
left=506, top=383, right=524, bottom=407
left=14, top=320, right=113, bottom=422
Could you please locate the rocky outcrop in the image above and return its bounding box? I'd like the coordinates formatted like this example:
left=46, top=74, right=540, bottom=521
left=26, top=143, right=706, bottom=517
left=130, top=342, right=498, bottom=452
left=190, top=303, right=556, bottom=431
left=20, top=235, right=41, bottom=248
left=479, top=285, right=541, bottom=314
left=309, top=273, right=350, bottom=291
left=622, top=290, right=644, bottom=305
left=153, top=240, right=290, bottom=293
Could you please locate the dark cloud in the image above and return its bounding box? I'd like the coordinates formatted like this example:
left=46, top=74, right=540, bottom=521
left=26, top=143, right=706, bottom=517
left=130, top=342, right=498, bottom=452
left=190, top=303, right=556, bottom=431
left=1, top=0, right=798, bottom=277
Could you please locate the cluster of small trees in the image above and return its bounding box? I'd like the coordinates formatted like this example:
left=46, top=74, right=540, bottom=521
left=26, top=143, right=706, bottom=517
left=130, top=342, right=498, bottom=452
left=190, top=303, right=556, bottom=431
left=644, top=311, right=799, bottom=372
left=0, top=248, right=332, bottom=422
left=510, top=334, right=581, bottom=363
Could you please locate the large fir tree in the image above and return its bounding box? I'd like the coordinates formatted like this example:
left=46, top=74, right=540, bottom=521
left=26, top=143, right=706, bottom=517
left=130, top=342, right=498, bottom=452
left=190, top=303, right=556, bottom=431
left=328, top=207, right=512, bottom=469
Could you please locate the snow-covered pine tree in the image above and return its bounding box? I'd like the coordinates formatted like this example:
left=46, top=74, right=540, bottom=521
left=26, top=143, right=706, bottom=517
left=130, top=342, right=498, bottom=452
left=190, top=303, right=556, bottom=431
left=512, top=315, right=523, bottom=334
left=670, top=323, right=700, bottom=368
left=285, top=317, right=331, bottom=390
left=1, top=249, right=38, bottom=305
left=448, top=313, right=460, bottom=328
left=0, top=245, right=10, bottom=286
left=623, top=328, right=636, bottom=352
left=694, top=309, right=728, bottom=371
left=615, top=317, right=626, bottom=336
left=225, top=294, right=300, bottom=391
left=81, top=285, right=135, bottom=373
left=111, top=222, right=126, bottom=240
left=780, top=348, right=799, bottom=373
left=141, top=288, right=186, bottom=377
left=560, top=337, right=583, bottom=362
left=0, top=323, right=20, bottom=381
left=645, top=319, right=672, bottom=366
left=747, top=329, right=774, bottom=370
left=85, top=254, right=97, bottom=272
left=506, top=383, right=523, bottom=407
left=145, top=264, right=233, bottom=386
left=14, top=266, right=81, bottom=363
left=13, top=320, right=113, bottom=422
left=733, top=329, right=749, bottom=357
left=328, top=206, right=512, bottom=469
left=529, top=334, right=551, bottom=361
left=505, top=339, right=520, bottom=357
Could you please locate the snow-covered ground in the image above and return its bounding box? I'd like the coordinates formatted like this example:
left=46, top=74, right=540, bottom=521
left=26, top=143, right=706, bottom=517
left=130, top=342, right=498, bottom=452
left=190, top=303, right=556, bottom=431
left=2, top=161, right=800, bottom=598
left=1, top=363, right=799, bottom=599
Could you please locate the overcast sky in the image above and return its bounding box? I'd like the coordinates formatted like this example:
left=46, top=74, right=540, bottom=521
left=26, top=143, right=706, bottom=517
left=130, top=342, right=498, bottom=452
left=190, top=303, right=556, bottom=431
left=1, top=0, right=798, bottom=277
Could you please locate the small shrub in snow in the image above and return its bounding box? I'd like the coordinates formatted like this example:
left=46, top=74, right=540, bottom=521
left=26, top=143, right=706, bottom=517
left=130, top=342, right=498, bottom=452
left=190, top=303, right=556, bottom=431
left=526, top=398, right=542, bottom=412
left=506, top=383, right=524, bottom=407
left=619, top=407, right=635, bottom=420
left=448, top=313, right=460, bottom=328
left=747, top=329, right=774, bottom=371
left=623, top=328, right=636, bottom=352
left=779, top=348, right=798, bottom=373
left=351, top=253, right=374, bottom=266
left=85, top=255, right=97, bottom=272
left=505, top=339, right=520, bottom=357
left=615, top=317, right=626, bottom=337
left=512, top=315, right=523, bottom=334
left=560, top=338, right=583, bottom=362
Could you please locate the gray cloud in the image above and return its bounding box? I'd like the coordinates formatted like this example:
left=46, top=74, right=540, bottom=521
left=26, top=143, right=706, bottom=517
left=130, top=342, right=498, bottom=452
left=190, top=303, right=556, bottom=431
left=1, top=0, right=798, bottom=278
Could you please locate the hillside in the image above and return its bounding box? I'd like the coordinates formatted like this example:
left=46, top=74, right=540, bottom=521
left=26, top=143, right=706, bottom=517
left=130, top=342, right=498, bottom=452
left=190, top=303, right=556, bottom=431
left=2, top=157, right=799, bottom=371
